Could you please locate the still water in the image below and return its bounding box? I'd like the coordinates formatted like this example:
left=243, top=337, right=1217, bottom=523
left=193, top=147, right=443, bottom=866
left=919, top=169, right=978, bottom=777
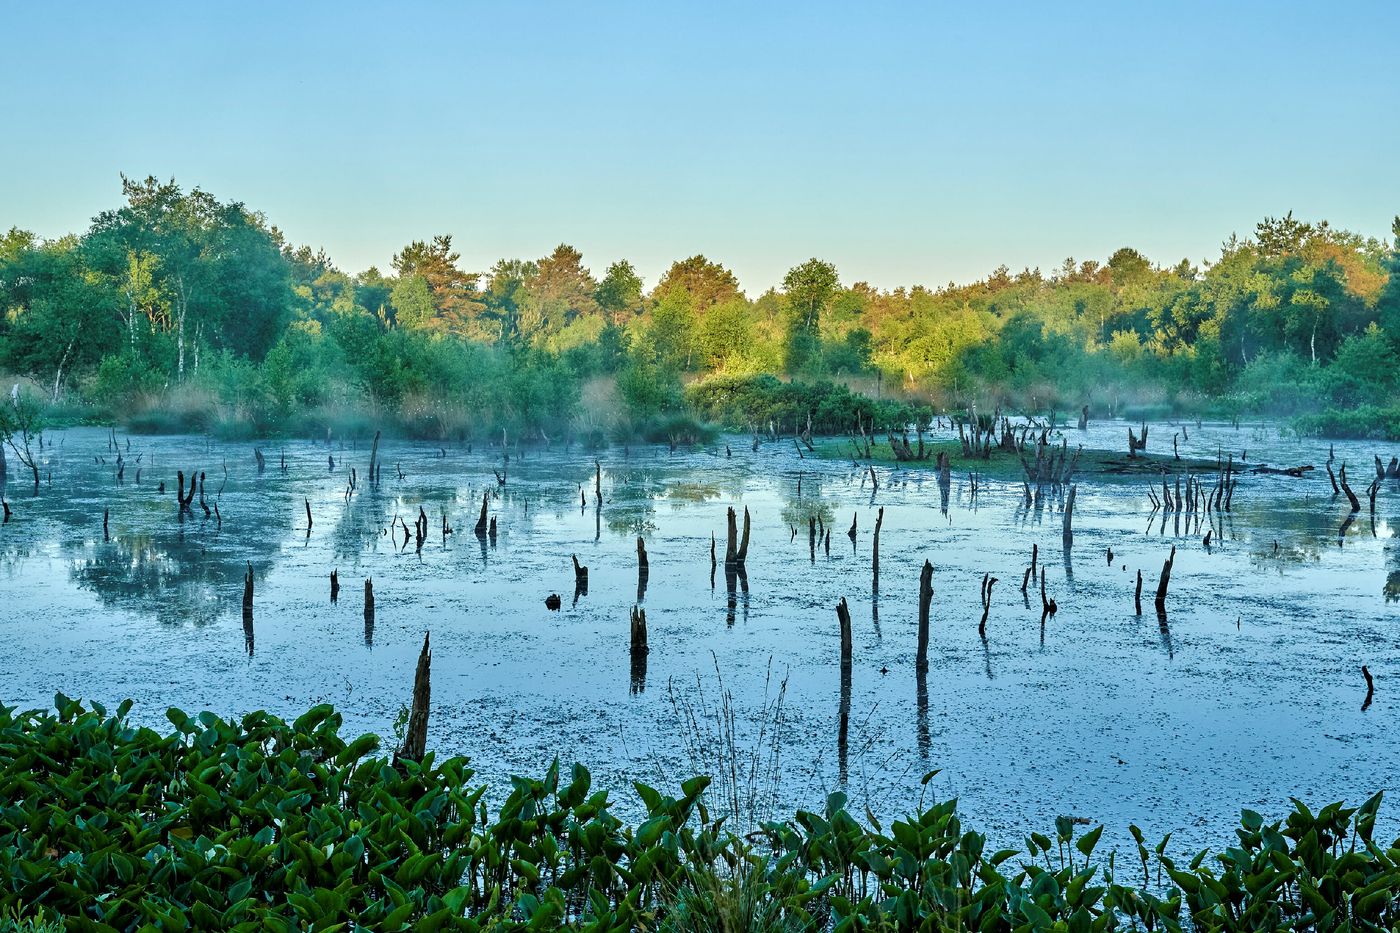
left=0, top=422, right=1396, bottom=854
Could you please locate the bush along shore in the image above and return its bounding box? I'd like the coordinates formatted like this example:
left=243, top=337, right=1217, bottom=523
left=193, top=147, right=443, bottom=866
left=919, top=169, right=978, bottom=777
left=1, top=697, right=1397, bottom=931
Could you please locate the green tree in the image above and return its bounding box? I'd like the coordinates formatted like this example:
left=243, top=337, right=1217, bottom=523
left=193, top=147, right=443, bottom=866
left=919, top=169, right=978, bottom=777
left=595, top=260, right=643, bottom=326
left=654, top=255, right=741, bottom=311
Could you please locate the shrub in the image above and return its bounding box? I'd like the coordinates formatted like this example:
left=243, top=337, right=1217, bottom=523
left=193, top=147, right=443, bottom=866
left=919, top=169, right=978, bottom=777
left=5, top=697, right=1398, bottom=930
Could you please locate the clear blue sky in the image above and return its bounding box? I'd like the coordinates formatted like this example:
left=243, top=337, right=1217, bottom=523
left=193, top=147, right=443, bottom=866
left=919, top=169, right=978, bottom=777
left=3, top=0, right=1396, bottom=293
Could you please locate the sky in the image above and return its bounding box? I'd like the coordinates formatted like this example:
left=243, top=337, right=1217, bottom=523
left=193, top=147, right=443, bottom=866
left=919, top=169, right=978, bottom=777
left=2, top=0, right=1397, bottom=293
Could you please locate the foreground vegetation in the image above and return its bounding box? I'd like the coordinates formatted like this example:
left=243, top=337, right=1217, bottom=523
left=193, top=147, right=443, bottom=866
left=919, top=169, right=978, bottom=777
left=2, top=697, right=1396, bottom=931
left=3, top=179, right=1400, bottom=441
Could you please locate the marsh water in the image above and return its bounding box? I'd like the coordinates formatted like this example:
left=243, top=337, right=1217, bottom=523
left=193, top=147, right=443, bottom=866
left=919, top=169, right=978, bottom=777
left=1, top=422, right=1397, bottom=855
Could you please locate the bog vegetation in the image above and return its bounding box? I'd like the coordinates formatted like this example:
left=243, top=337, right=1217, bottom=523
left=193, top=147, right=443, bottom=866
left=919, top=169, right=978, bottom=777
left=2, top=696, right=1397, bottom=931
left=2, top=177, right=1399, bottom=440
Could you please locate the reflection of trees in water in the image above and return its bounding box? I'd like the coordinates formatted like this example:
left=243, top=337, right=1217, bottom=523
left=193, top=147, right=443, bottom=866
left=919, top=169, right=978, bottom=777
left=69, top=532, right=278, bottom=627
left=1233, top=497, right=1375, bottom=568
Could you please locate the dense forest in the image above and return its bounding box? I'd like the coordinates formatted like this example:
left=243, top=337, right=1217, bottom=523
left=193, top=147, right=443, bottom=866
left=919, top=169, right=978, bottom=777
left=3, top=176, right=1398, bottom=440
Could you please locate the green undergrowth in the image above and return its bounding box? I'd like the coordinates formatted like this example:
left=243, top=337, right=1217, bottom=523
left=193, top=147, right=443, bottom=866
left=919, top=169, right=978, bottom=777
left=2, top=697, right=1399, bottom=930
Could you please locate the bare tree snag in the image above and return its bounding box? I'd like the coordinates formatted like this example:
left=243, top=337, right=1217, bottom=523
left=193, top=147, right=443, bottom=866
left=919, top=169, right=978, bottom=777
left=242, top=562, right=254, bottom=610
left=304, top=499, right=313, bottom=534
left=1339, top=464, right=1361, bottom=513
left=1134, top=569, right=1143, bottom=616
left=1062, top=484, right=1077, bottom=546
left=1326, top=460, right=1340, bottom=495
left=330, top=570, right=340, bottom=602
left=637, top=536, right=649, bottom=579
left=254, top=448, right=265, bottom=474
left=595, top=460, right=602, bottom=502
left=103, top=508, right=109, bottom=542
left=368, top=430, right=381, bottom=484
left=397, top=633, right=431, bottom=762
left=572, top=555, right=589, bottom=594
left=1362, top=665, right=1374, bottom=712
left=1154, top=545, right=1176, bottom=614
left=916, top=560, right=933, bottom=671
left=872, top=507, right=884, bottom=588
left=630, top=606, right=649, bottom=656
left=725, top=507, right=738, bottom=564
left=474, top=492, right=489, bottom=535
left=1040, top=572, right=1056, bottom=624
left=847, top=512, right=857, bottom=541
left=836, top=597, right=853, bottom=666
left=978, top=573, right=997, bottom=638
left=736, top=507, right=751, bottom=563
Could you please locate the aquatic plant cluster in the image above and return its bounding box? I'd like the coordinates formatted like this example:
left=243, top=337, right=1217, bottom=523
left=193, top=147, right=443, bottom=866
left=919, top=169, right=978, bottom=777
left=2, top=697, right=1397, bottom=931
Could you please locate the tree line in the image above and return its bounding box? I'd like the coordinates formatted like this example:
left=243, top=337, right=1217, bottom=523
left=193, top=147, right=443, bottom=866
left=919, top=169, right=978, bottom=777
left=2, top=176, right=1398, bottom=438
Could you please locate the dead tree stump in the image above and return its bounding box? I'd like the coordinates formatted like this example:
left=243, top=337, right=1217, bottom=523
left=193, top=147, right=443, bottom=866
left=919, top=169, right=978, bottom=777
left=1062, top=484, right=1077, bottom=546
left=330, top=570, right=340, bottom=603
left=572, top=555, right=589, bottom=595
left=836, top=597, right=853, bottom=666
left=397, top=633, right=431, bottom=762
left=872, top=507, right=884, bottom=588
left=978, top=573, right=996, bottom=638
left=1339, top=464, right=1361, bottom=513
left=736, top=507, right=751, bottom=563
left=1154, top=546, right=1176, bottom=615
left=725, top=507, right=739, bottom=565
left=917, top=560, right=933, bottom=671
left=630, top=606, right=649, bottom=656
left=242, top=562, right=254, bottom=609
left=474, top=491, right=489, bottom=534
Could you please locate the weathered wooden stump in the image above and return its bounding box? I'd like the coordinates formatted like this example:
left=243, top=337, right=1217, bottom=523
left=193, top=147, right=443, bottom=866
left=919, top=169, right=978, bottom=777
left=1154, top=546, right=1176, bottom=615
left=836, top=597, right=853, bottom=666
left=630, top=606, right=649, bottom=655
left=397, top=633, right=431, bottom=762
left=572, top=555, right=589, bottom=595
left=917, top=560, right=933, bottom=671
left=474, top=491, right=489, bottom=535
